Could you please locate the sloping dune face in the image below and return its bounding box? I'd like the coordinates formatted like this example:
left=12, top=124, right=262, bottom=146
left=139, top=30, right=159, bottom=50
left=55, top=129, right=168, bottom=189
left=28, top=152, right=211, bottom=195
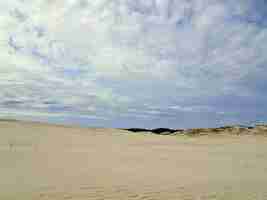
left=1, top=121, right=267, bottom=199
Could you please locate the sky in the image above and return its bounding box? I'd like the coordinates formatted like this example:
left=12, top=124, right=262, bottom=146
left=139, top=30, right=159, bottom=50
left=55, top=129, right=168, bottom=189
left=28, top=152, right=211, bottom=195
left=1, top=0, right=267, bottom=128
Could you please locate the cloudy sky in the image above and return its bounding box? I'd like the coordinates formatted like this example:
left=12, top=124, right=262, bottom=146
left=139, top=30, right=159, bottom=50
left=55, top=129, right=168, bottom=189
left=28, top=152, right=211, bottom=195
left=1, top=0, right=267, bottom=128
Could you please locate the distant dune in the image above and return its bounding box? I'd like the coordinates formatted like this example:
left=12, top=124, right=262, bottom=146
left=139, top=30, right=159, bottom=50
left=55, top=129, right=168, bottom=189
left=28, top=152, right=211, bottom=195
left=1, top=120, right=267, bottom=200
left=124, top=125, right=267, bottom=136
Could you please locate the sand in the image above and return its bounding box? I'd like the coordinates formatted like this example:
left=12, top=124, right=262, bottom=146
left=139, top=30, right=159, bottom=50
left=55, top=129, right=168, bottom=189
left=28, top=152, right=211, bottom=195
left=1, top=120, right=267, bottom=200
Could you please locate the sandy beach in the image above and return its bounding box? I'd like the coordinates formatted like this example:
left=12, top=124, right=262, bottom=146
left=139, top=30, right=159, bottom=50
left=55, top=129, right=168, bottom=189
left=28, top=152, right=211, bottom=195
left=1, top=120, right=267, bottom=200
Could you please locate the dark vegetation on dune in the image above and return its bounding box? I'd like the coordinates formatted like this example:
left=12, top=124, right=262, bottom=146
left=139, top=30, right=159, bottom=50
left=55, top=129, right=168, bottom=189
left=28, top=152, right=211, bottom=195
left=124, top=128, right=181, bottom=135
left=124, top=124, right=267, bottom=136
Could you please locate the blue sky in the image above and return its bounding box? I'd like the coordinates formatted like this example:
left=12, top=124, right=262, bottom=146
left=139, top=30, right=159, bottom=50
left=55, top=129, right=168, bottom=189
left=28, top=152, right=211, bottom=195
left=1, top=0, right=267, bottom=128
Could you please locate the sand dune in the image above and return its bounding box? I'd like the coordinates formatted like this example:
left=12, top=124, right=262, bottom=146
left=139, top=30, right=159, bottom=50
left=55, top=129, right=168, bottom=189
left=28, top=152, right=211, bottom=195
left=1, top=120, right=267, bottom=199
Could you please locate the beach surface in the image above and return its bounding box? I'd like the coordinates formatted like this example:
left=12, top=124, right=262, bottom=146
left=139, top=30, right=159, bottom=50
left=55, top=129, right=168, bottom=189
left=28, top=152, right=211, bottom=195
left=1, top=120, right=267, bottom=200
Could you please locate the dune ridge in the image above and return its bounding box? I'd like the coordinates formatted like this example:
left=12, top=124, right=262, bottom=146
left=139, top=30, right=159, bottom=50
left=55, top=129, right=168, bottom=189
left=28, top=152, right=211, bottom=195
left=1, top=118, right=267, bottom=136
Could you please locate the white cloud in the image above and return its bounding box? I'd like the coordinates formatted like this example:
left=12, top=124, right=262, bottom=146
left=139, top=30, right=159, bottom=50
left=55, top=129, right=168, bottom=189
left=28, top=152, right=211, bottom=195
left=1, top=0, right=267, bottom=127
